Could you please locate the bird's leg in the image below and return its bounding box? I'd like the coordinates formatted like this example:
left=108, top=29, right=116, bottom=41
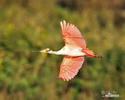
left=85, top=53, right=102, bottom=58
left=93, top=55, right=102, bottom=58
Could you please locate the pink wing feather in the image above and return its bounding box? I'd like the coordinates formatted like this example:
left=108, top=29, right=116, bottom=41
left=60, top=20, right=86, bottom=48
left=58, top=56, right=84, bottom=81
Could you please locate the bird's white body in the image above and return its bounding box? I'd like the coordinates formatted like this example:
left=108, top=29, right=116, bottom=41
left=57, top=45, right=85, bottom=56
left=40, top=45, right=85, bottom=56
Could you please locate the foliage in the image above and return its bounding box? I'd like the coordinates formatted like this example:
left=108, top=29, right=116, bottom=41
left=0, top=0, right=125, bottom=100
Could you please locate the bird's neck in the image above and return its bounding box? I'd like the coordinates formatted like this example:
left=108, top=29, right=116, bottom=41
left=48, top=50, right=60, bottom=55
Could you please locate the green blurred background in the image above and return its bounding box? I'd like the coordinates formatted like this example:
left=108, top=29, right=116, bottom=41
left=0, top=0, right=125, bottom=100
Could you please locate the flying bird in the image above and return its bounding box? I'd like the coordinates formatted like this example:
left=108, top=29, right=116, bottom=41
left=36, top=20, right=102, bottom=81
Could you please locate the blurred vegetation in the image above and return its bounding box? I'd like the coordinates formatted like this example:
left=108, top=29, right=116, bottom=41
left=0, top=0, right=125, bottom=100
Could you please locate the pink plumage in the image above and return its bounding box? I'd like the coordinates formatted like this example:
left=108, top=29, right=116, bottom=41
left=58, top=56, right=84, bottom=81
left=60, top=20, right=86, bottom=48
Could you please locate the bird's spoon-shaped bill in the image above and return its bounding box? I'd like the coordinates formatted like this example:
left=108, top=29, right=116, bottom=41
left=32, top=48, right=50, bottom=53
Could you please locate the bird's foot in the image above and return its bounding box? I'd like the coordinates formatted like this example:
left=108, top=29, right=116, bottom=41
left=94, top=55, right=103, bottom=58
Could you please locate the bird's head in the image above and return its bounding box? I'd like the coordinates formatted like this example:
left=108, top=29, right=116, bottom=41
left=40, top=48, right=51, bottom=53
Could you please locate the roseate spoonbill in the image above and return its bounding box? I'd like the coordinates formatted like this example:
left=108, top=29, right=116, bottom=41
left=35, top=20, right=102, bottom=81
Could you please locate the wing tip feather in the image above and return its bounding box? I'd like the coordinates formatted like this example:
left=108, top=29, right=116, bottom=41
left=58, top=75, right=72, bottom=82
left=60, top=20, right=67, bottom=31
left=60, top=21, right=63, bottom=30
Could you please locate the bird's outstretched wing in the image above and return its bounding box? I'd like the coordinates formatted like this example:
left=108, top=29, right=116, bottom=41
left=58, top=56, right=84, bottom=81
left=60, top=20, right=86, bottom=48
